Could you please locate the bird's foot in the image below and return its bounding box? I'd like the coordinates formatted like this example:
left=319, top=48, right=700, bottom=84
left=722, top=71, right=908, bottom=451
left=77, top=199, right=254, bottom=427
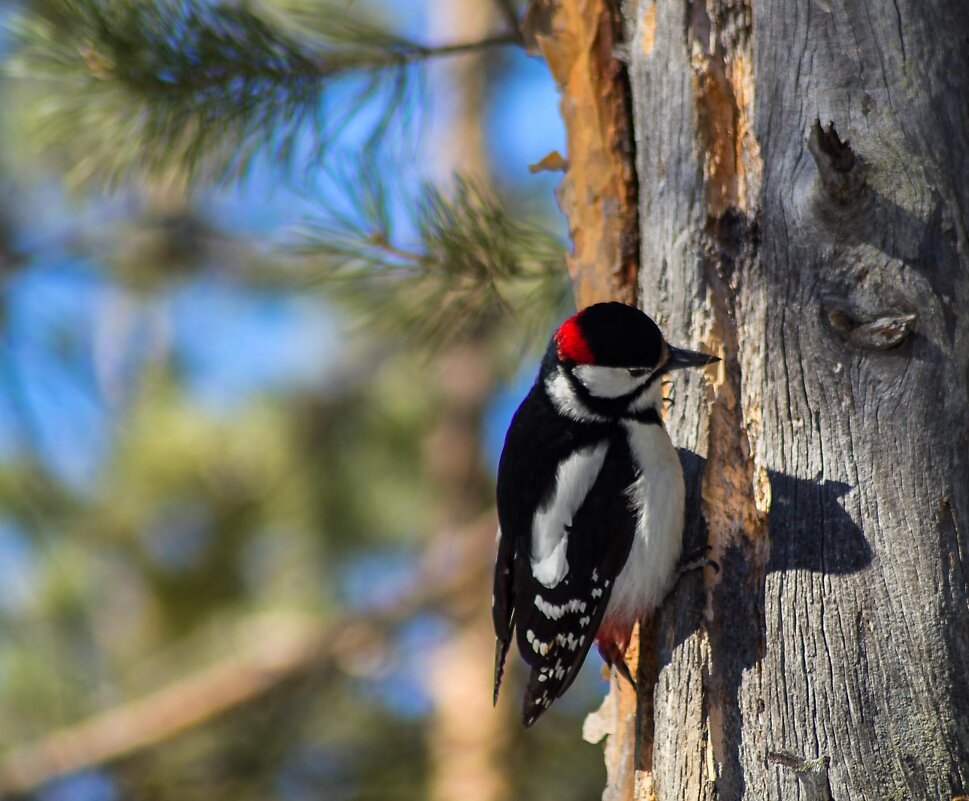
left=612, top=656, right=635, bottom=687
left=675, top=545, right=719, bottom=581
left=597, top=637, right=635, bottom=687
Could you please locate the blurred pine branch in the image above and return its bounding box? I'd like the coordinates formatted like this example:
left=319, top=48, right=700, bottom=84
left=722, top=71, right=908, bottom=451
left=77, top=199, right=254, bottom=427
left=296, top=173, right=571, bottom=355
left=4, top=0, right=566, bottom=354
left=5, top=0, right=521, bottom=187
left=0, top=513, right=497, bottom=797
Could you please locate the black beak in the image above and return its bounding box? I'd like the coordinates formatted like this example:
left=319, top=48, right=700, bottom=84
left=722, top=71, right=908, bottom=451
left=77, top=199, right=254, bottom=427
left=665, top=344, right=720, bottom=371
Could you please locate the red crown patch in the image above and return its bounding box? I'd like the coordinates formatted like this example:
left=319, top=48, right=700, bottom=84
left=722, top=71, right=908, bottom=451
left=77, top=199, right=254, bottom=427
left=554, top=313, right=594, bottom=364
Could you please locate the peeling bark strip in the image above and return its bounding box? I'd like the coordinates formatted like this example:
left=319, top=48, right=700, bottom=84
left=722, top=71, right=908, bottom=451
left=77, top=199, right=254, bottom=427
left=523, top=0, right=639, bottom=308
left=688, top=0, right=761, bottom=218
left=686, top=0, right=765, bottom=555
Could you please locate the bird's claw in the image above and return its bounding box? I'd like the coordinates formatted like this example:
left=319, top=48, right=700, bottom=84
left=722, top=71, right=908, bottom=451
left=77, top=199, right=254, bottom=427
left=675, top=545, right=719, bottom=578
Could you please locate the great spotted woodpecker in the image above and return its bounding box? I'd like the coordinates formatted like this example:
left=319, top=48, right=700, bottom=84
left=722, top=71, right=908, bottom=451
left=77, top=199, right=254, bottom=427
left=492, top=302, right=719, bottom=726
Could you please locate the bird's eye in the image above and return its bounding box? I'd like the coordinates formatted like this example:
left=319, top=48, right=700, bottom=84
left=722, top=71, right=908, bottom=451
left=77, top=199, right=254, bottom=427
left=627, top=367, right=648, bottom=377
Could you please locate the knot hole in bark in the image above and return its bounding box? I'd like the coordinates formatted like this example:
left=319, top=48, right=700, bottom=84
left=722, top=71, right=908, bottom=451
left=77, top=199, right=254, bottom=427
left=826, top=307, right=917, bottom=351
left=807, top=119, right=867, bottom=203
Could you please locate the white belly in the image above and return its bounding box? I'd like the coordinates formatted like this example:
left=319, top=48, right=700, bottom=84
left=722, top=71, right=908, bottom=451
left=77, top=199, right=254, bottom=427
left=604, top=420, right=685, bottom=623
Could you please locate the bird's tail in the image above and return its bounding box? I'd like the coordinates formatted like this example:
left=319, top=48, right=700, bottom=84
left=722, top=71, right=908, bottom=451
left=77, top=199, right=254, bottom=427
left=493, top=635, right=511, bottom=705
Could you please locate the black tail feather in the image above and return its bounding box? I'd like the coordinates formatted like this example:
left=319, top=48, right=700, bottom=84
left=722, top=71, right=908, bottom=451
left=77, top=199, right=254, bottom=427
left=493, top=636, right=510, bottom=705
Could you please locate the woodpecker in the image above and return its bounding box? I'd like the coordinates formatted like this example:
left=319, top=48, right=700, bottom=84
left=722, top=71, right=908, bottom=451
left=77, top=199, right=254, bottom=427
left=491, top=301, right=718, bottom=727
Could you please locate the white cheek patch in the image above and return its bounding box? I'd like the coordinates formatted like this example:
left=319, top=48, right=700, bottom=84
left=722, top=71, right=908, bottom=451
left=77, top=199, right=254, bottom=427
left=545, top=369, right=607, bottom=422
left=573, top=365, right=651, bottom=399
left=530, top=442, right=608, bottom=587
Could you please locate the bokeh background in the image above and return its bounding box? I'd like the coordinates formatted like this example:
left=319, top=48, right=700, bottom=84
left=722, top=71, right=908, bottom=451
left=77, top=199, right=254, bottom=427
left=0, top=1, right=612, bottom=798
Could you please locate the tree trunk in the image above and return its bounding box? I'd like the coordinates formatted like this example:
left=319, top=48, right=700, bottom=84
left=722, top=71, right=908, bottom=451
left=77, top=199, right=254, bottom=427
left=535, top=0, right=969, bottom=798
left=425, top=4, right=512, bottom=801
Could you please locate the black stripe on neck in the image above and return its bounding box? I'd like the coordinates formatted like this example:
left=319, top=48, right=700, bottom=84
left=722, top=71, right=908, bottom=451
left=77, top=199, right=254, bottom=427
left=623, top=407, right=661, bottom=426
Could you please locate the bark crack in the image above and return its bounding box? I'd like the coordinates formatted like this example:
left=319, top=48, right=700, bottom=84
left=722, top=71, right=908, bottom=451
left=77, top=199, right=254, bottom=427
left=767, top=751, right=836, bottom=801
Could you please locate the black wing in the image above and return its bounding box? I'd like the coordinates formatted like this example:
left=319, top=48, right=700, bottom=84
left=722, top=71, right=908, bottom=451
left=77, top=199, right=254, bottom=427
left=492, top=388, right=636, bottom=726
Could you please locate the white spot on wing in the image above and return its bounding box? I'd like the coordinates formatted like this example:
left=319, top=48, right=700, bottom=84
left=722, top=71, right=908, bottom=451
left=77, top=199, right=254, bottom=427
left=530, top=441, right=608, bottom=588
left=534, top=595, right=586, bottom=619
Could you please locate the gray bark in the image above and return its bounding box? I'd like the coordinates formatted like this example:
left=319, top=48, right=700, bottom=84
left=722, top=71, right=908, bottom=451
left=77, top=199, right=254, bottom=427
left=623, top=0, right=969, bottom=798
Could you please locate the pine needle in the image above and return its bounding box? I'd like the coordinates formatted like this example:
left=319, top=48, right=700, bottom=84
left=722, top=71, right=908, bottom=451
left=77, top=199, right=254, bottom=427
left=5, top=0, right=519, bottom=188
left=296, top=172, right=571, bottom=354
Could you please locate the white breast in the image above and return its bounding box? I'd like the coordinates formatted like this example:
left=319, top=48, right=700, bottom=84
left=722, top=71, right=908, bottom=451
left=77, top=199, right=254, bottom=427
left=605, top=421, right=685, bottom=622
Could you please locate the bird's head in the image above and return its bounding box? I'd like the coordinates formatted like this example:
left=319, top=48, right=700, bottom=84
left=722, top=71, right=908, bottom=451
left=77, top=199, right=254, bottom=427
left=543, top=302, right=719, bottom=421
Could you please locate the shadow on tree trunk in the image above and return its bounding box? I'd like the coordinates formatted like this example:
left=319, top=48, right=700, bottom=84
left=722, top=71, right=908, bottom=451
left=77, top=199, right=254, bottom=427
left=648, top=450, right=872, bottom=800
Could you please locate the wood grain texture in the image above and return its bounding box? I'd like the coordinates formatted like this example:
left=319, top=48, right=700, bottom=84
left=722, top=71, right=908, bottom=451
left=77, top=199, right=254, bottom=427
left=622, top=0, right=969, bottom=798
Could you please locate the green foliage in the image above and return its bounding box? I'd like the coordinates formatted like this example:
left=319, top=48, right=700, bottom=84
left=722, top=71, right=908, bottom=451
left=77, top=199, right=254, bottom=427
left=109, top=674, right=431, bottom=801
left=6, top=0, right=516, bottom=187
left=299, top=173, right=572, bottom=357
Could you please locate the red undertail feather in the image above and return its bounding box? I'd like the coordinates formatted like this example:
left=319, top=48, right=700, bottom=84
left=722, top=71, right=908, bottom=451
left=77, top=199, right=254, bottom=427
left=595, top=616, right=636, bottom=683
